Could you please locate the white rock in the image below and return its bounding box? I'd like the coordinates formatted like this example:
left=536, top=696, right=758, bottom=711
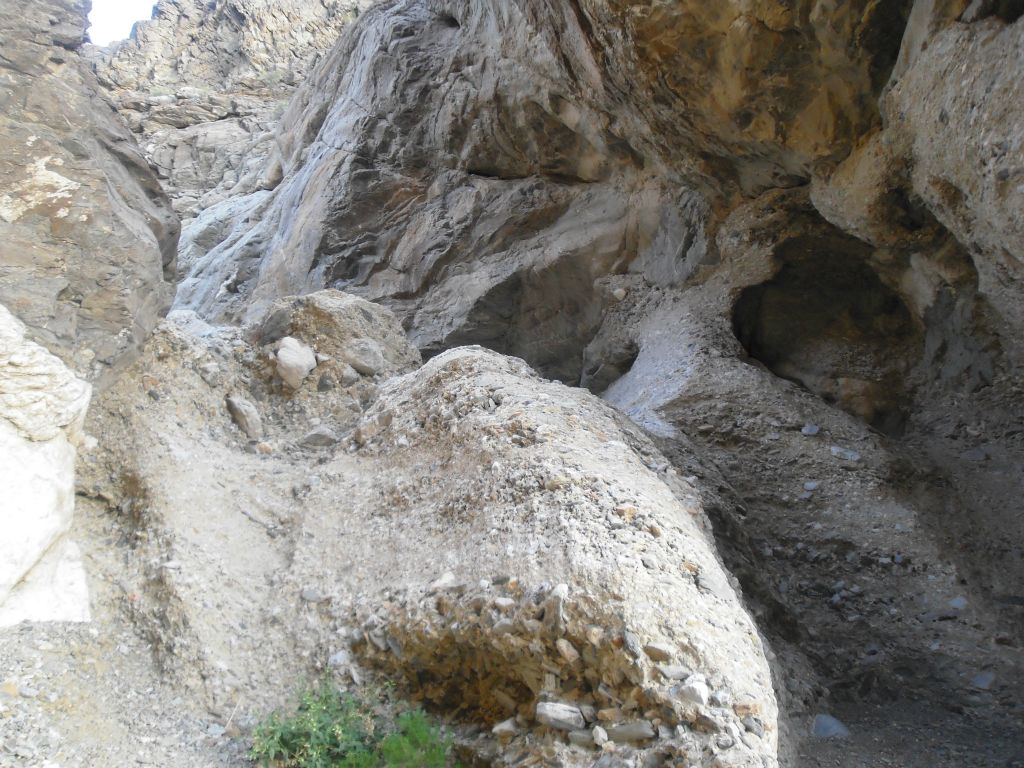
left=675, top=677, right=711, bottom=706
left=535, top=701, right=586, bottom=731
left=225, top=394, right=263, bottom=439
left=0, top=305, right=91, bottom=624
left=275, top=336, right=317, bottom=389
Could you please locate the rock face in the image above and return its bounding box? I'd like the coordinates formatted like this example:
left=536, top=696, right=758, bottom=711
left=0, top=304, right=91, bottom=626
left=92, top=0, right=373, bottom=219
left=80, top=298, right=778, bottom=767
left=0, top=0, right=179, bottom=387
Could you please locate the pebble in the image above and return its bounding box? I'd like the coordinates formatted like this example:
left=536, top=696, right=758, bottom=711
left=970, top=671, right=995, bottom=690
left=556, top=638, right=580, bottom=664
left=949, top=596, right=968, bottom=610
left=811, top=714, right=849, bottom=739
left=674, top=677, right=710, bottom=706
left=592, top=725, right=609, bottom=746
left=536, top=701, right=586, bottom=731
left=299, top=425, right=340, bottom=448
left=801, top=424, right=820, bottom=436
left=643, top=642, right=674, bottom=662
left=605, top=720, right=655, bottom=742
left=803, top=481, right=820, bottom=492
left=656, top=664, right=692, bottom=680
left=492, top=718, right=517, bottom=737
left=225, top=394, right=263, bottom=439
left=611, top=288, right=627, bottom=301
left=830, top=445, right=861, bottom=462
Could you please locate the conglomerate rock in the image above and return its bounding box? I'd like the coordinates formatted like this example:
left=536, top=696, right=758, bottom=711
left=80, top=296, right=779, bottom=767
left=0, top=0, right=179, bottom=387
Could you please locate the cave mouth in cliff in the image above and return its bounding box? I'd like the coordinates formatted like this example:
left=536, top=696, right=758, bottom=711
left=733, top=241, right=923, bottom=435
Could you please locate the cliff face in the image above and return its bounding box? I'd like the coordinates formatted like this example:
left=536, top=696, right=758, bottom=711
left=92, top=0, right=374, bottom=219
left=1, top=1, right=1022, bottom=767
left=161, top=1, right=1024, bottom=761
left=173, top=0, right=1023, bottom=377
left=0, top=0, right=178, bottom=387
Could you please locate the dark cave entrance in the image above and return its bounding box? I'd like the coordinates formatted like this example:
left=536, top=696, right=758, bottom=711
left=732, top=240, right=924, bottom=435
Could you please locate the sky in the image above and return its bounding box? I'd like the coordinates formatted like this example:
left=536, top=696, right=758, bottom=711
left=88, top=0, right=156, bottom=46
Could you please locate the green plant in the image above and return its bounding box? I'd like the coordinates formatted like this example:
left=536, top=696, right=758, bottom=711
left=250, top=683, right=459, bottom=767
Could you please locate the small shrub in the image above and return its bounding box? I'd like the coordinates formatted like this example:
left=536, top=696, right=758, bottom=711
left=251, top=683, right=459, bottom=768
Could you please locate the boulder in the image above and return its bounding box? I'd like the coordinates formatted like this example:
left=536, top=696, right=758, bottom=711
left=0, top=304, right=91, bottom=625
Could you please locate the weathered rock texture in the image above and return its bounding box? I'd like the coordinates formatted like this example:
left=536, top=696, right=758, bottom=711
left=79, top=297, right=778, bottom=766
left=0, top=0, right=179, bottom=387
left=154, top=1, right=1024, bottom=763
left=92, top=0, right=373, bottom=219
left=0, top=304, right=91, bottom=626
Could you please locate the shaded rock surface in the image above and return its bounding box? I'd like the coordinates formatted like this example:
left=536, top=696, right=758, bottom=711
left=0, top=0, right=179, bottom=387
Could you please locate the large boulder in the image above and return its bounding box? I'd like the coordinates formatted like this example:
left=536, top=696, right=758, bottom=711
left=0, top=0, right=179, bottom=388
left=0, top=304, right=91, bottom=626
left=81, top=297, right=778, bottom=766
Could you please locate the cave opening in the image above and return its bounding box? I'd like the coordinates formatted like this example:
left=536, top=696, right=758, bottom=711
left=732, top=240, right=924, bottom=435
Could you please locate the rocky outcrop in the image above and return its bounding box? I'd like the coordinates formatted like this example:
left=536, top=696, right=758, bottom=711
left=80, top=295, right=778, bottom=766
left=0, top=304, right=91, bottom=626
left=154, top=1, right=1024, bottom=762
left=92, top=0, right=373, bottom=219
left=0, top=0, right=179, bottom=387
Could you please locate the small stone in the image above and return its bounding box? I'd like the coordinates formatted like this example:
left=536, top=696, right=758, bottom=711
left=803, top=481, right=820, bottom=492
left=592, top=725, right=609, bottom=746
left=300, top=587, right=325, bottom=603
left=605, top=720, right=655, bottom=742
left=742, top=716, right=764, bottom=737
left=611, top=287, right=628, bottom=301
left=656, top=664, right=692, bottom=680
left=830, top=445, right=861, bottom=462
left=948, top=596, right=968, bottom=610
left=569, top=730, right=595, bottom=747
left=674, top=677, right=710, bottom=706
left=276, top=337, right=317, bottom=389
left=536, top=702, right=586, bottom=731
left=811, top=714, right=849, bottom=739
left=623, top=630, right=643, bottom=658
left=255, top=442, right=273, bottom=454
left=338, top=363, right=361, bottom=386
left=644, top=642, right=674, bottom=662
left=970, top=671, right=995, bottom=690
left=492, top=718, right=517, bottom=737
left=225, top=395, right=262, bottom=439
left=299, top=425, right=340, bottom=448
left=556, top=638, right=580, bottom=664
left=342, top=338, right=386, bottom=376
left=801, top=424, right=820, bottom=436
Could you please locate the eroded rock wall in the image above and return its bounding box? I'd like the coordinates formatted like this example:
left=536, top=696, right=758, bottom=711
left=0, top=0, right=179, bottom=388
left=92, top=0, right=374, bottom=219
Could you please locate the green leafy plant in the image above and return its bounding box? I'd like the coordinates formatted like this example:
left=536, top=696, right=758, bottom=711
left=250, top=683, right=459, bottom=768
